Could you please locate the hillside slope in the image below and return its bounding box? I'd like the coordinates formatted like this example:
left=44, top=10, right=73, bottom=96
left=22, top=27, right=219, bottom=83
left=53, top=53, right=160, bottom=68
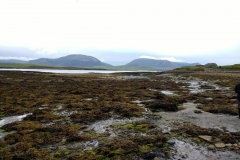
left=28, top=54, right=111, bottom=67
left=126, top=58, right=199, bottom=69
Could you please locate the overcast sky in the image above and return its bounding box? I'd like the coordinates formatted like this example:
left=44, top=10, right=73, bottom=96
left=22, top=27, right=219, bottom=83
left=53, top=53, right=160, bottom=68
left=0, top=0, right=240, bottom=65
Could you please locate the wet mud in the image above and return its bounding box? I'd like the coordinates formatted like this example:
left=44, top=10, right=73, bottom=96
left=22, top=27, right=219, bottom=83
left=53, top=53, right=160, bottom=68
left=0, top=70, right=240, bottom=159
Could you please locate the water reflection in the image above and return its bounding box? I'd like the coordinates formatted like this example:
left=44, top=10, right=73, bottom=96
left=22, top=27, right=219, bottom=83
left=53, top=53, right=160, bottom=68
left=0, top=69, right=148, bottom=74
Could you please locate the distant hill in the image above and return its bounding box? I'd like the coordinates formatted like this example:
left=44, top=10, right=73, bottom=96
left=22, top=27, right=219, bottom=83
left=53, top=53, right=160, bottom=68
left=125, top=58, right=199, bottom=70
left=0, top=59, right=28, bottom=64
left=28, top=54, right=111, bottom=67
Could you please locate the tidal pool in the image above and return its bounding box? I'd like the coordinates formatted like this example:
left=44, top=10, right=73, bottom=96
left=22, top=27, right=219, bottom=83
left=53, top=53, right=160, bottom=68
left=0, top=113, right=30, bottom=127
left=0, top=113, right=31, bottom=139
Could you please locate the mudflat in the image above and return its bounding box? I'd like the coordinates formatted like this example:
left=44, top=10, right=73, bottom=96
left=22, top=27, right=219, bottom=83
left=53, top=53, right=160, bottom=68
left=0, top=70, right=240, bottom=160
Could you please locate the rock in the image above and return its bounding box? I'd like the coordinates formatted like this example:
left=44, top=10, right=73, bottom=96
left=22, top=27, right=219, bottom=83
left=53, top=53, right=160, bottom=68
left=199, top=135, right=213, bottom=143
left=208, top=145, right=215, bottom=150
left=214, top=138, right=222, bottom=142
left=215, top=142, right=226, bottom=148
left=225, top=144, right=233, bottom=147
left=238, top=143, right=240, bottom=146
left=214, top=89, right=221, bottom=92
left=233, top=144, right=238, bottom=147
left=205, top=154, right=214, bottom=158
left=181, top=154, right=188, bottom=159
left=230, top=99, right=237, bottom=102
left=41, top=104, right=49, bottom=107
left=167, top=139, right=175, bottom=145
left=205, top=98, right=213, bottom=101
left=40, top=120, right=47, bottom=123
left=194, top=110, right=202, bottom=114
left=213, top=127, right=224, bottom=132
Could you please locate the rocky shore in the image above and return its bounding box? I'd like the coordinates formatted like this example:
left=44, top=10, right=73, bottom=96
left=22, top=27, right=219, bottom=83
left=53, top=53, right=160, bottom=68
left=0, top=70, right=240, bottom=159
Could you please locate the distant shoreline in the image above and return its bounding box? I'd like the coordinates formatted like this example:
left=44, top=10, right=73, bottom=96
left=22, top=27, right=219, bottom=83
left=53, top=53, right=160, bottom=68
left=0, top=68, right=160, bottom=74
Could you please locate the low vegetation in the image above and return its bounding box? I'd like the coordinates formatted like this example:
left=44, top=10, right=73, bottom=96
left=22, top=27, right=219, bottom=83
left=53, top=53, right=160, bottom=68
left=0, top=63, right=103, bottom=70
left=174, top=63, right=240, bottom=71
left=0, top=70, right=239, bottom=159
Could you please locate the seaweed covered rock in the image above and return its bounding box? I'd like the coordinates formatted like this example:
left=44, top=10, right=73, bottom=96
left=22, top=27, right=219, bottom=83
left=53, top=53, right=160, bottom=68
left=172, top=124, right=238, bottom=144
left=146, top=102, right=178, bottom=112
left=142, top=93, right=187, bottom=112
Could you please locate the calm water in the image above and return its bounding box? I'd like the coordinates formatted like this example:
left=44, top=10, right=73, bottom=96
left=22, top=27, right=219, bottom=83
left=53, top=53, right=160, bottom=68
left=0, top=68, right=141, bottom=74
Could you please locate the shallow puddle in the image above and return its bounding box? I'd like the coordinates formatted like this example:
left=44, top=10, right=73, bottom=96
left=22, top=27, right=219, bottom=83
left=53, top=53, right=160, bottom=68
left=158, top=102, right=240, bottom=132
left=0, top=113, right=30, bottom=127
left=83, top=140, right=99, bottom=151
left=0, top=113, right=31, bottom=139
left=161, top=90, right=175, bottom=95
left=187, top=79, right=229, bottom=94
left=188, top=81, right=207, bottom=93
left=171, top=139, right=240, bottom=160
left=87, top=117, right=145, bottom=137
left=116, top=75, right=148, bottom=80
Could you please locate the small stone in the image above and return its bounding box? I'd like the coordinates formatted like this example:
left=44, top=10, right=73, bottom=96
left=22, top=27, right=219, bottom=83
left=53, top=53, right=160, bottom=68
left=181, top=154, right=188, bottom=159
left=225, top=144, right=233, bottom=147
left=167, top=139, right=175, bottom=145
left=40, top=120, right=47, bottom=123
left=199, top=135, right=213, bottom=143
left=208, top=145, right=215, bottom=150
left=205, top=98, right=213, bottom=101
left=233, top=144, right=238, bottom=147
left=213, top=138, right=222, bottom=142
left=214, top=127, right=224, bottom=132
left=194, top=110, right=202, bottom=114
left=162, top=129, right=170, bottom=134
left=205, top=154, right=213, bottom=158
left=215, top=142, right=226, bottom=148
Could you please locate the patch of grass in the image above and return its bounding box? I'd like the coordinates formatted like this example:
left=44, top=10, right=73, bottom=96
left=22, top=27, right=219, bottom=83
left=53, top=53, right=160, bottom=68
left=135, top=124, right=148, bottom=132
left=125, top=123, right=134, bottom=129
left=183, top=120, right=191, bottom=124
left=174, top=66, right=205, bottom=71
left=139, top=145, right=152, bottom=153
left=149, top=113, right=162, bottom=119
left=119, top=120, right=157, bottom=133
left=0, top=62, right=99, bottom=70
